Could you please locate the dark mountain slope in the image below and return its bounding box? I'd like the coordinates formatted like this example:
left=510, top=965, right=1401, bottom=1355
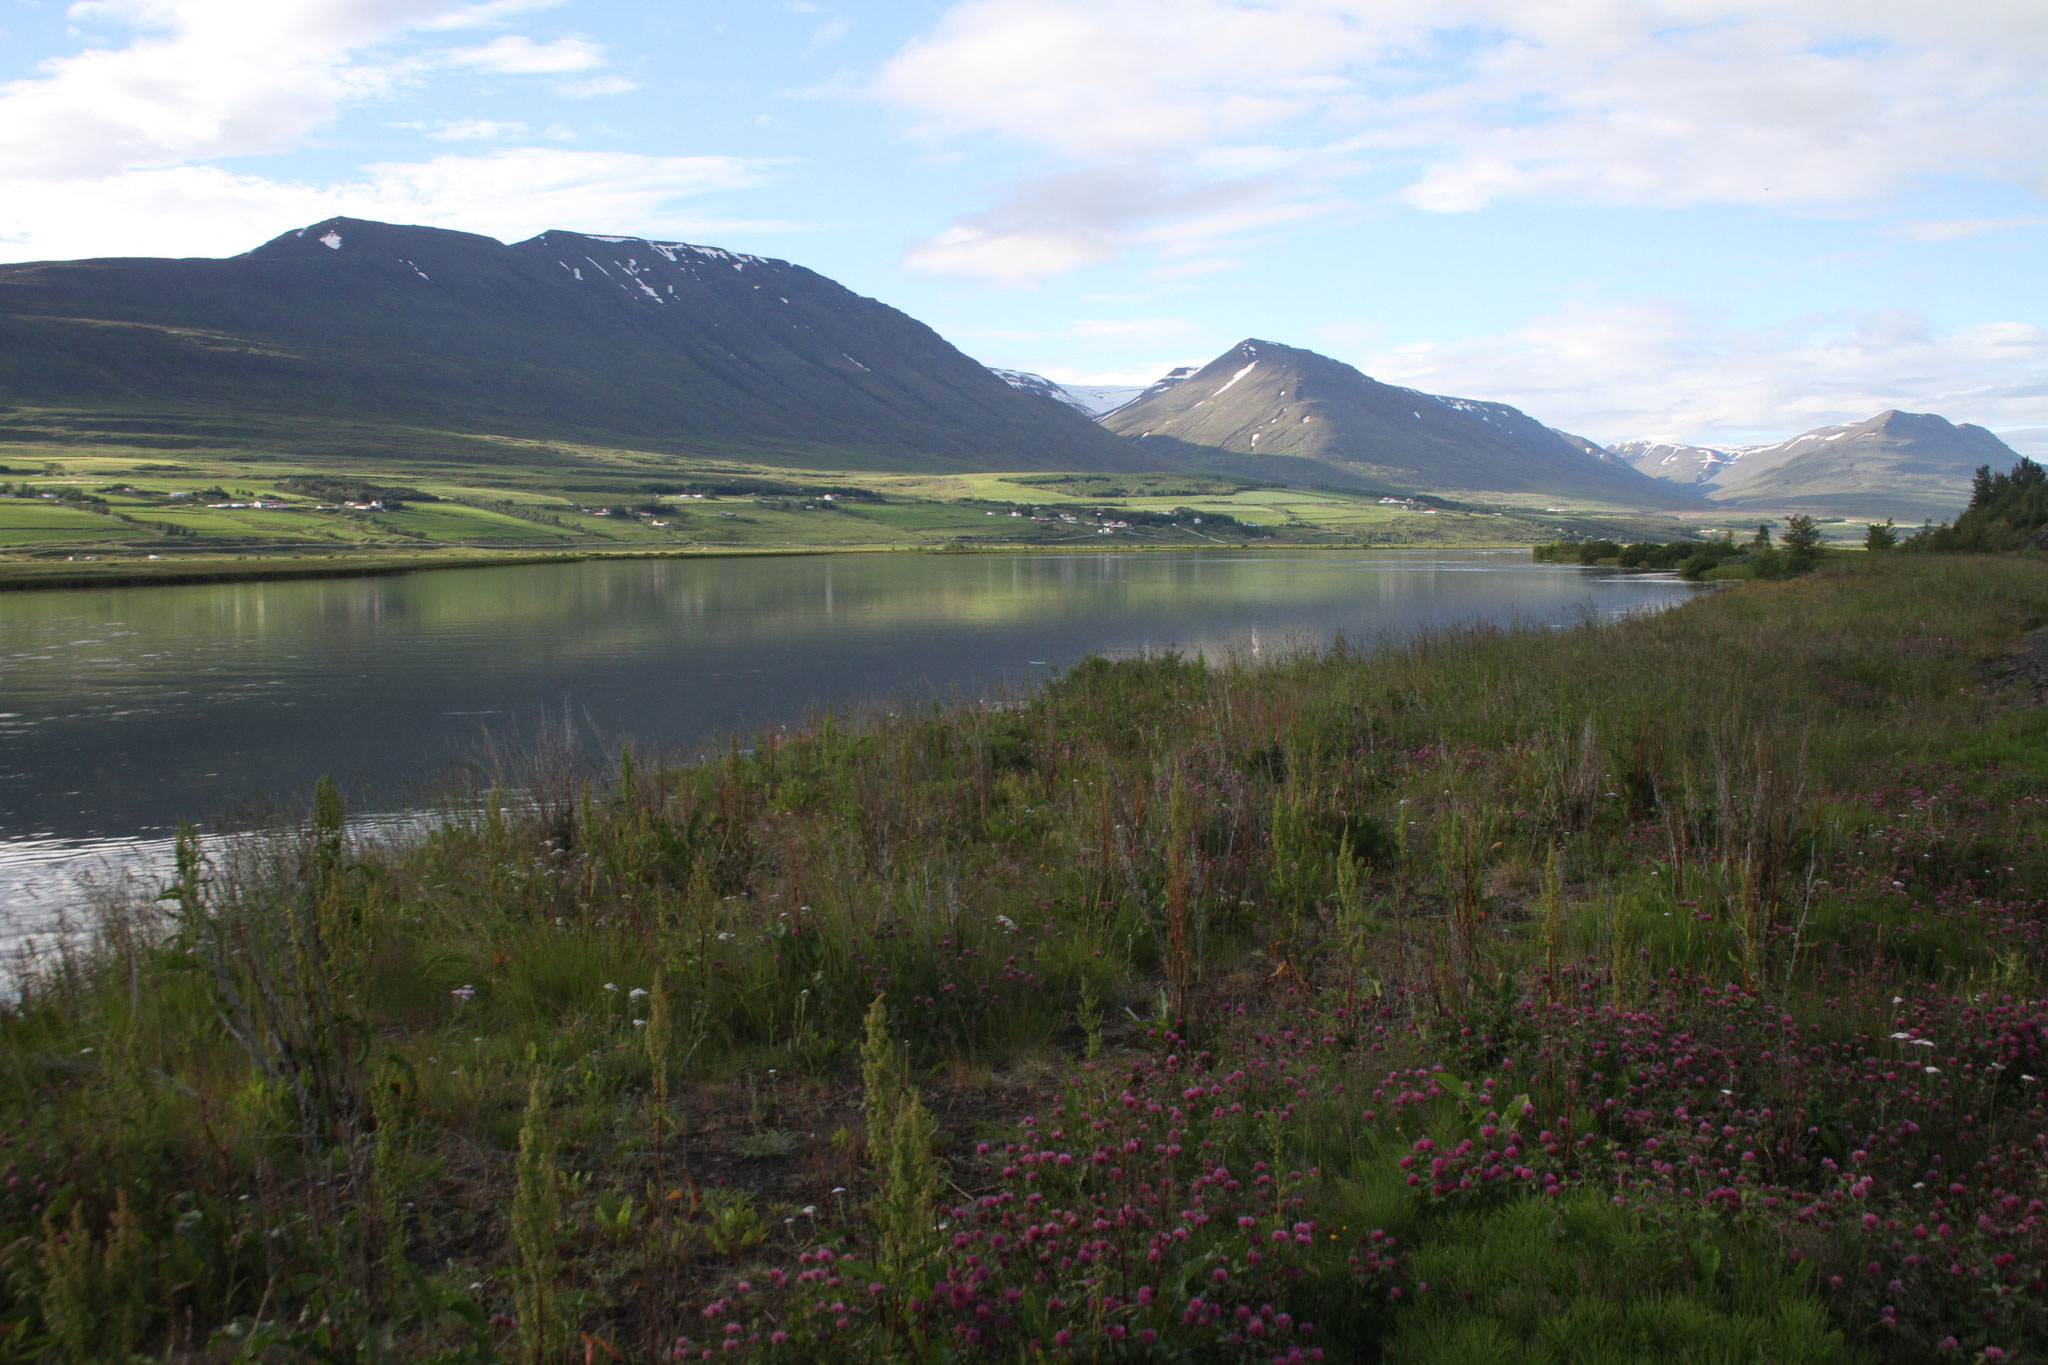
left=0, top=217, right=1150, bottom=473
left=1102, top=340, right=1686, bottom=505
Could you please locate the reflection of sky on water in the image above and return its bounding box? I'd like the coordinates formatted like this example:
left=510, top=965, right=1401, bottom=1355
left=0, top=549, right=1700, bottom=931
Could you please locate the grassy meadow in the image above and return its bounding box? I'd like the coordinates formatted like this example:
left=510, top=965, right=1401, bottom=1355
left=3, top=554, right=2046, bottom=1362
left=0, top=411, right=1695, bottom=587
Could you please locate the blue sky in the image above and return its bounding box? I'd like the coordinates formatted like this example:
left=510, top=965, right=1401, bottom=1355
left=2, top=0, right=2043, bottom=451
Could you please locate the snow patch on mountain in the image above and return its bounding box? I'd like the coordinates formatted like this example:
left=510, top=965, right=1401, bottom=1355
left=989, top=369, right=1096, bottom=416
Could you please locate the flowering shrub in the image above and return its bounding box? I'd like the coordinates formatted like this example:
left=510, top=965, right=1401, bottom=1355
left=677, top=1022, right=1413, bottom=1360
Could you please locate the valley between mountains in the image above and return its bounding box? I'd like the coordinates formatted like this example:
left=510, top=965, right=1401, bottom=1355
left=0, top=217, right=2016, bottom=585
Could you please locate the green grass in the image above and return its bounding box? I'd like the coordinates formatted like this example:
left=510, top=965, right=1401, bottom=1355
left=0, top=408, right=1695, bottom=588
left=3, top=555, right=2042, bottom=1360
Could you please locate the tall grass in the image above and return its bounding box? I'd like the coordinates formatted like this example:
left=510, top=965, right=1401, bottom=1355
left=1, top=554, right=2045, bottom=1360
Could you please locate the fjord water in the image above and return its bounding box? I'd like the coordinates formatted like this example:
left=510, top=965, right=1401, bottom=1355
left=0, top=550, right=1697, bottom=938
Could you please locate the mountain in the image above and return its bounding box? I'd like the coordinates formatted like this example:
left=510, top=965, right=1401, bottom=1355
left=1709, top=411, right=2013, bottom=512
left=0, top=217, right=1150, bottom=474
left=1057, top=382, right=1149, bottom=416
left=989, top=368, right=1096, bottom=416
left=989, top=368, right=1149, bottom=417
left=1101, top=340, right=1684, bottom=504
left=1607, top=439, right=1736, bottom=487
left=1132, top=367, right=1201, bottom=405
left=1606, top=411, right=2015, bottom=518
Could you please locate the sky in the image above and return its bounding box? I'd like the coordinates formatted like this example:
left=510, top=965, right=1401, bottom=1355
left=1, top=0, right=2044, bottom=452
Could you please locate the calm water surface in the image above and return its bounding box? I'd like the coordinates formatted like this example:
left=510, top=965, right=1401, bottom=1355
left=0, top=549, right=1698, bottom=937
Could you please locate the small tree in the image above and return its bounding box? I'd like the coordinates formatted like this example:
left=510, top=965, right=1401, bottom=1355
left=1864, top=519, right=1897, bottom=552
left=1781, top=514, right=1822, bottom=568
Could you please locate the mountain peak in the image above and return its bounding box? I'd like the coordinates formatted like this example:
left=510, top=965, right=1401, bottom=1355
left=2, top=216, right=1150, bottom=475
left=247, top=217, right=507, bottom=259
left=1608, top=408, right=2015, bottom=519
left=1104, top=338, right=1680, bottom=503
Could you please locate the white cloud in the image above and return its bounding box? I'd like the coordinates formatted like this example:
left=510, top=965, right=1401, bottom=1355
left=900, top=161, right=1334, bottom=283
left=1144, top=257, right=1236, bottom=282
left=0, top=149, right=789, bottom=262
left=419, top=0, right=568, bottom=31
left=554, top=74, right=640, bottom=99
left=447, top=33, right=605, bottom=74
left=958, top=316, right=1197, bottom=344
left=905, top=224, right=1113, bottom=284
left=1895, top=214, right=2048, bottom=243
left=427, top=117, right=527, bottom=140
left=878, top=0, right=2048, bottom=277
left=0, top=0, right=689, bottom=258
left=0, top=0, right=638, bottom=182
left=1357, top=300, right=2048, bottom=448
left=0, top=0, right=467, bottom=178
left=808, top=18, right=851, bottom=51
left=2001, top=427, right=2048, bottom=457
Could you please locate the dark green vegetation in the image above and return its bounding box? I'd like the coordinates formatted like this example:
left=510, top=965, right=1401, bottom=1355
left=1102, top=340, right=1682, bottom=506
left=1535, top=516, right=1826, bottom=580
left=0, top=218, right=1139, bottom=476
left=6, top=558, right=2047, bottom=1363
left=1906, top=458, right=2048, bottom=554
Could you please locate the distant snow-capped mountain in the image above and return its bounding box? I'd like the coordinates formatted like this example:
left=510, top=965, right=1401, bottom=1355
left=988, top=368, right=1096, bottom=417
left=987, top=368, right=1151, bottom=417
left=1100, top=339, right=1682, bottom=503
left=1605, top=439, right=1736, bottom=487
left=1058, top=382, right=1150, bottom=416
left=1605, top=410, right=2017, bottom=519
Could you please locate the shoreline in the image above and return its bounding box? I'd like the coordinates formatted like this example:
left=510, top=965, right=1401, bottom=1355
left=0, top=536, right=1547, bottom=593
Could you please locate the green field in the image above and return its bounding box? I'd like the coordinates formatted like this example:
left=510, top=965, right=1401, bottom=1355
left=0, top=409, right=1699, bottom=587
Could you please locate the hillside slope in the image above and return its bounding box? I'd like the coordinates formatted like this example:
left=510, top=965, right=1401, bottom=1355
left=1707, top=410, right=2013, bottom=517
left=1603, top=412, right=2011, bottom=519
left=1102, top=340, right=1685, bottom=505
left=0, top=217, right=1149, bottom=474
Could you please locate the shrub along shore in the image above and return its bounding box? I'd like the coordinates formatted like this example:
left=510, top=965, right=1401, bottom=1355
left=4, top=555, right=2047, bottom=1363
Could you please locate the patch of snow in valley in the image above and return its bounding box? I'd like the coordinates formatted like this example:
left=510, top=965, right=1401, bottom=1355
left=318, top=230, right=342, bottom=250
